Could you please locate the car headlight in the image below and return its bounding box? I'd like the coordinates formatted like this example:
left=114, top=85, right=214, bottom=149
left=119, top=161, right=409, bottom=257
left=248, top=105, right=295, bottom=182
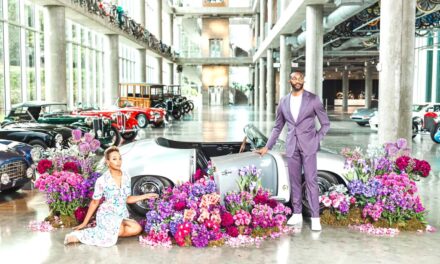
left=97, top=130, right=103, bottom=137
left=55, top=134, right=63, bottom=144
left=26, top=168, right=34, bottom=179
left=111, top=113, right=117, bottom=120
left=1, top=173, right=10, bottom=185
left=103, top=118, right=109, bottom=125
left=30, top=148, right=43, bottom=162
left=85, top=117, right=93, bottom=126
left=153, top=112, right=160, bottom=117
left=89, top=130, right=96, bottom=138
left=125, top=112, right=131, bottom=119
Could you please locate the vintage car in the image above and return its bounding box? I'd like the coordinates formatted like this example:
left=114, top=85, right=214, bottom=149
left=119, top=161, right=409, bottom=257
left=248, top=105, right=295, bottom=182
left=0, top=140, right=34, bottom=193
left=0, top=122, right=75, bottom=150
left=120, top=106, right=167, bottom=128
left=75, top=105, right=166, bottom=129
left=107, top=124, right=347, bottom=216
left=369, top=111, right=418, bottom=139
left=349, top=100, right=378, bottom=126
left=74, top=109, right=139, bottom=141
left=2, top=102, right=119, bottom=148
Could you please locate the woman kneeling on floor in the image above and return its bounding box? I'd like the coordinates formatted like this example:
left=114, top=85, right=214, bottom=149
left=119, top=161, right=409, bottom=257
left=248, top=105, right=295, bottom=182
left=64, top=146, right=158, bottom=247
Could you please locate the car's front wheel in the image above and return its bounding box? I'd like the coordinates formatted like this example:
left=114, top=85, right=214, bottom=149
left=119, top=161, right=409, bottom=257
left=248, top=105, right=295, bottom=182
left=29, top=139, right=48, bottom=151
left=302, top=171, right=340, bottom=216
left=356, top=122, right=366, bottom=127
left=129, top=176, right=172, bottom=216
left=412, top=123, right=418, bottom=139
left=121, top=131, right=138, bottom=141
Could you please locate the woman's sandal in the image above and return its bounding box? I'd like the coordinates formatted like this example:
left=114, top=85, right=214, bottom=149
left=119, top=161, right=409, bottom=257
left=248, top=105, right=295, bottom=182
left=64, top=233, right=76, bottom=245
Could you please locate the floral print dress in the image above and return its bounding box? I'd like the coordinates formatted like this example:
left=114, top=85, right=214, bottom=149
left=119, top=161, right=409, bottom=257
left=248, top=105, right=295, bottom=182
left=71, top=171, right=132, bottom=247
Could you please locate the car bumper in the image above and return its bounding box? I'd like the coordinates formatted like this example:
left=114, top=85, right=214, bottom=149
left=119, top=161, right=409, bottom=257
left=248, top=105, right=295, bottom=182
left=0, top=177, right=30, bottom=192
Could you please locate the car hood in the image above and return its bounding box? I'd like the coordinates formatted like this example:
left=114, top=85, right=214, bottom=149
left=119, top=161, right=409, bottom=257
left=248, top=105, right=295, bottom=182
left=0, top=141, right=27, bottom=160
left=353, top=108, right=377, bottom=115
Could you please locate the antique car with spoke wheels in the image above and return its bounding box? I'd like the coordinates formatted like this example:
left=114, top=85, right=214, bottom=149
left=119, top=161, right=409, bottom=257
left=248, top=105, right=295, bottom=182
left=0, top=140, right=34, bottom=193
left=2, top=102, right=119, bottom=148
left=109, top=124, right=347, bottom=216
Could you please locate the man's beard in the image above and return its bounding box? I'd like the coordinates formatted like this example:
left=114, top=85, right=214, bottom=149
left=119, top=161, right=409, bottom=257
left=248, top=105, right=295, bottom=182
left=291, top=83, right=303, bottom=91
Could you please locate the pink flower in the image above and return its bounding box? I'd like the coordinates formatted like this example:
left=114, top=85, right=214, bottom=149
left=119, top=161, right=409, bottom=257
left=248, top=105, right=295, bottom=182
left=90, top=139, right=101, bottom=152
left=37, top=159, right=53, bottom=174
left=322, top=197, right=332, bottom=207
left=183, top=208, right=196, bottom=222
left=71, top=129, right=82, bottom=142
left=84, top=133, right=94, bottom=143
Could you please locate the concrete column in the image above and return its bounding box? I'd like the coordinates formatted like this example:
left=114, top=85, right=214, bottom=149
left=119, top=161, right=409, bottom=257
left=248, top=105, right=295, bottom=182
left=342, top=70, right=349, bottom=112
left=268, top=0, right=273, bottom=30
left=280, top=35, right=291, bottom=100
left=248, top=66, right=254, bottom=105
left=104, top=34, right=119, bottom=107
left=305, top=5, right=324, bottom=99
left=365, top=65, right=373, bottom=108
left=158, top=58, right=163, bottom=84
left=254, top=63, right=259, bottom=109
left=255, top=14, right=260, bottom=48
left=158, top=0, right=163, bottom=39
left=378, top=0, right=416, bottom=145
left=139, top=49, right=147, bottom=82
left=267, top=49, right=275, bottom=114
left=139, top=0, right=146, bottom=27
left=260, top=0, right=266, bottom=41
left=259, top=57, right=266, bottom=113
left=170, top=63, right=175, bottom=85
left=45, top=6, right=67, bottom=102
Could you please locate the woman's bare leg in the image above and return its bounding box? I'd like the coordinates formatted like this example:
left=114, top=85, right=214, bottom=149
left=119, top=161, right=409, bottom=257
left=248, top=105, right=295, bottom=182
left=118, top=220, right=142, bottom=237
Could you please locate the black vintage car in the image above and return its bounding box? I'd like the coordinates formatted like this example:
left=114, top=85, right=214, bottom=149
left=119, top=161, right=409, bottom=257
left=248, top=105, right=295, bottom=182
left=0, top=140, right=34, bottom=193
left=3, top=102, right=119, bottom=148
left=0, top=122, right=76, bottom=150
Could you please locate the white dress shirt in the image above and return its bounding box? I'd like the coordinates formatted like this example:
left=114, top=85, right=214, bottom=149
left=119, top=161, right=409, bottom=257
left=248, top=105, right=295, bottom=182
left=290, top=93, right=303, bottom=121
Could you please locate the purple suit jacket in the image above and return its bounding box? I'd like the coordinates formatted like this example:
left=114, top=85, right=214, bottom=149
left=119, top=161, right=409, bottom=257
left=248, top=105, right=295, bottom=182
left=265, top=90, right=330, bottom=157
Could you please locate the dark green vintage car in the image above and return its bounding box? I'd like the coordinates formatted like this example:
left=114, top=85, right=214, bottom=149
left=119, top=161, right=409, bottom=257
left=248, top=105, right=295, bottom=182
left=3, top=102, right=120, bottom=148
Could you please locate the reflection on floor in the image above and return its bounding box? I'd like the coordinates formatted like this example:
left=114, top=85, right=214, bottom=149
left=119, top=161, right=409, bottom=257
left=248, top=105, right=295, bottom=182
left=1, top=105, right=439, bottom=263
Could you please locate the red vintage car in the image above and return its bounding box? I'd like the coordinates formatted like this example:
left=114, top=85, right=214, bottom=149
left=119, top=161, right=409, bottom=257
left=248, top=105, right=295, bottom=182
left=74, top=109, right=139, bottom=141
left=118, top=106, right=167, bottom=128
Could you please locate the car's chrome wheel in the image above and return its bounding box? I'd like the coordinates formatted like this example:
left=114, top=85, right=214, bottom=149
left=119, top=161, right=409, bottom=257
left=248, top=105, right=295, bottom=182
left=136, top=114, right=147, bottom=128
left=129, top=176, right=171, bottom=216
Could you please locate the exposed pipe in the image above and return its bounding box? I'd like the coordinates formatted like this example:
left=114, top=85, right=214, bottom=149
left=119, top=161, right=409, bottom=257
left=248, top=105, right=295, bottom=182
left=290, top=0, right=378, bottom=50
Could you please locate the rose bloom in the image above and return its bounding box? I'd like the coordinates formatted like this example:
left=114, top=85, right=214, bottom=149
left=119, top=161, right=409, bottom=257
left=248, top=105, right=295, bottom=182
left=350, top=197, right=356, bottom=205
left=332, top=199, right=341, bottom=209
left=322, top=197, right=332, bottom=207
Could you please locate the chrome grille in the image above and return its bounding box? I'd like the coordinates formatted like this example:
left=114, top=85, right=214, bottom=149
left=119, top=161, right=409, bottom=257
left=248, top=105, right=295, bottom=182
left=92, top=118, right=104, bottom=135
left=115, top=113, right=127, bottom=132
left=0, top=160, right=27, bottom=181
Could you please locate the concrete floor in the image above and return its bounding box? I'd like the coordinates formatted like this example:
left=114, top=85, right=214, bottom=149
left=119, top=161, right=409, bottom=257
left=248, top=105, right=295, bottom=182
left=1, top=105, right=440, bottom=264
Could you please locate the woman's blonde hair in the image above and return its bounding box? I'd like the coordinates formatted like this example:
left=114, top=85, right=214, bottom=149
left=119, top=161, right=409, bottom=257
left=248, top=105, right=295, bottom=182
left=104, top=146, right=120, bottom=160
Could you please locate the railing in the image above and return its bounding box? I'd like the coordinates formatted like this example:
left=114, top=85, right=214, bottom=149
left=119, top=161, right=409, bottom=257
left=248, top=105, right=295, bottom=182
left=70, top=0, right=178, bottom=59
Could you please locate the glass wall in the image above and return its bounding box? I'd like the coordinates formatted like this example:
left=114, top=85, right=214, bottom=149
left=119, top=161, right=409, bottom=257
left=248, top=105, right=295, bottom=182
left=0, top=0, right=44, bottom=119
left=66, top=20, right=105, bottom=108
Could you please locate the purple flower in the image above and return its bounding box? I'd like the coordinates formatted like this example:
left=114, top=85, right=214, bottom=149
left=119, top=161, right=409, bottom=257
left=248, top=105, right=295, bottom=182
left=191, top=224, right=209, bottom=248
left=84, top=133, right=94, bottom=143
left=396, top=138, right=407, bottom=150
left=72, top=129, right=82, bottom=142
left=90, top=139, right=101, bottom=152
left=78, top=142, right=91, bottom=155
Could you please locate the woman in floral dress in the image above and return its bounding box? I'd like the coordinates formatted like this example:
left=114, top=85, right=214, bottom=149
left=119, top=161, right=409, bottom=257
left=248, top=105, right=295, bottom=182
left=64, top=146, right=158, bottom=247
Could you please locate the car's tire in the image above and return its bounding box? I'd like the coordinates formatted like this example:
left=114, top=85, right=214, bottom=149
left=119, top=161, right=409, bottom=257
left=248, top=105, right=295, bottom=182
left=129, top=176, right=172, bottom=216
left=28, top=139, right=48, bottom=151
left=183, top=102, right=191, bottom=113
left=3, top=186, right=23, bottom=193
left=153, top=121, right=165, bottom=128
left=430, top=122, right=440, bottom=144
left=104, top=127, right=121, bottom=148
left=121, top=131, right=138, bottom=141
left=302, top=171, right=340, bottom=217
left=189, top=101, right=194, bottom=111
left=412, top=123, right=418, bottom=139
left=172, top=109, right=182, bottom=120
left=136, top=114, right=148, bottom=128
left=356, top=122, right=366, bottom=127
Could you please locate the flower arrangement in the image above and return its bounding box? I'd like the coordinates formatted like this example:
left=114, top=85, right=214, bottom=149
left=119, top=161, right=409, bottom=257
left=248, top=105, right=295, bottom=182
left=33, top=129, right=102, bottom=227
left=321, top=138, right=432, bottom=232
left=140, top=166, right=293, bottom=248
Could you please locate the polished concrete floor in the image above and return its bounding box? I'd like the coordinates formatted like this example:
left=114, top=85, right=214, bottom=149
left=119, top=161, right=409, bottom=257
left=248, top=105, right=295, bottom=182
left=1, top=105, right=440, bottom=264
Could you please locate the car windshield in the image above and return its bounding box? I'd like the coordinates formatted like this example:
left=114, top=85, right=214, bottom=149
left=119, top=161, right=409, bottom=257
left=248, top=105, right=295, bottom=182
left=412, top=104, right=428, bottom=112
left=243, top=124, right=285, bottom=151
left=43, top=104, right=69, bottom=114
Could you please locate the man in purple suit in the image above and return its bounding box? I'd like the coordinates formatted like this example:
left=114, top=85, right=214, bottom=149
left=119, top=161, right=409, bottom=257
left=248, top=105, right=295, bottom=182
left=257, top=71, right=330, bottom=231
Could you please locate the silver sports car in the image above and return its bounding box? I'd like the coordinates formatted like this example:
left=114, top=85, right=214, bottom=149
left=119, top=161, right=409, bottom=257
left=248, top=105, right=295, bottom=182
left=116, top=124, right=347, bottom=216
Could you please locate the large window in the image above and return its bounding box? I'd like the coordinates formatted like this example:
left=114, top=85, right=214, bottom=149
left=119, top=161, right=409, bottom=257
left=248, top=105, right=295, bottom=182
left=0, top=0, right=44, bottom=118
left=119, top=44, right=138, bottom=83
left=66, top=21, right=105, bottom=109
